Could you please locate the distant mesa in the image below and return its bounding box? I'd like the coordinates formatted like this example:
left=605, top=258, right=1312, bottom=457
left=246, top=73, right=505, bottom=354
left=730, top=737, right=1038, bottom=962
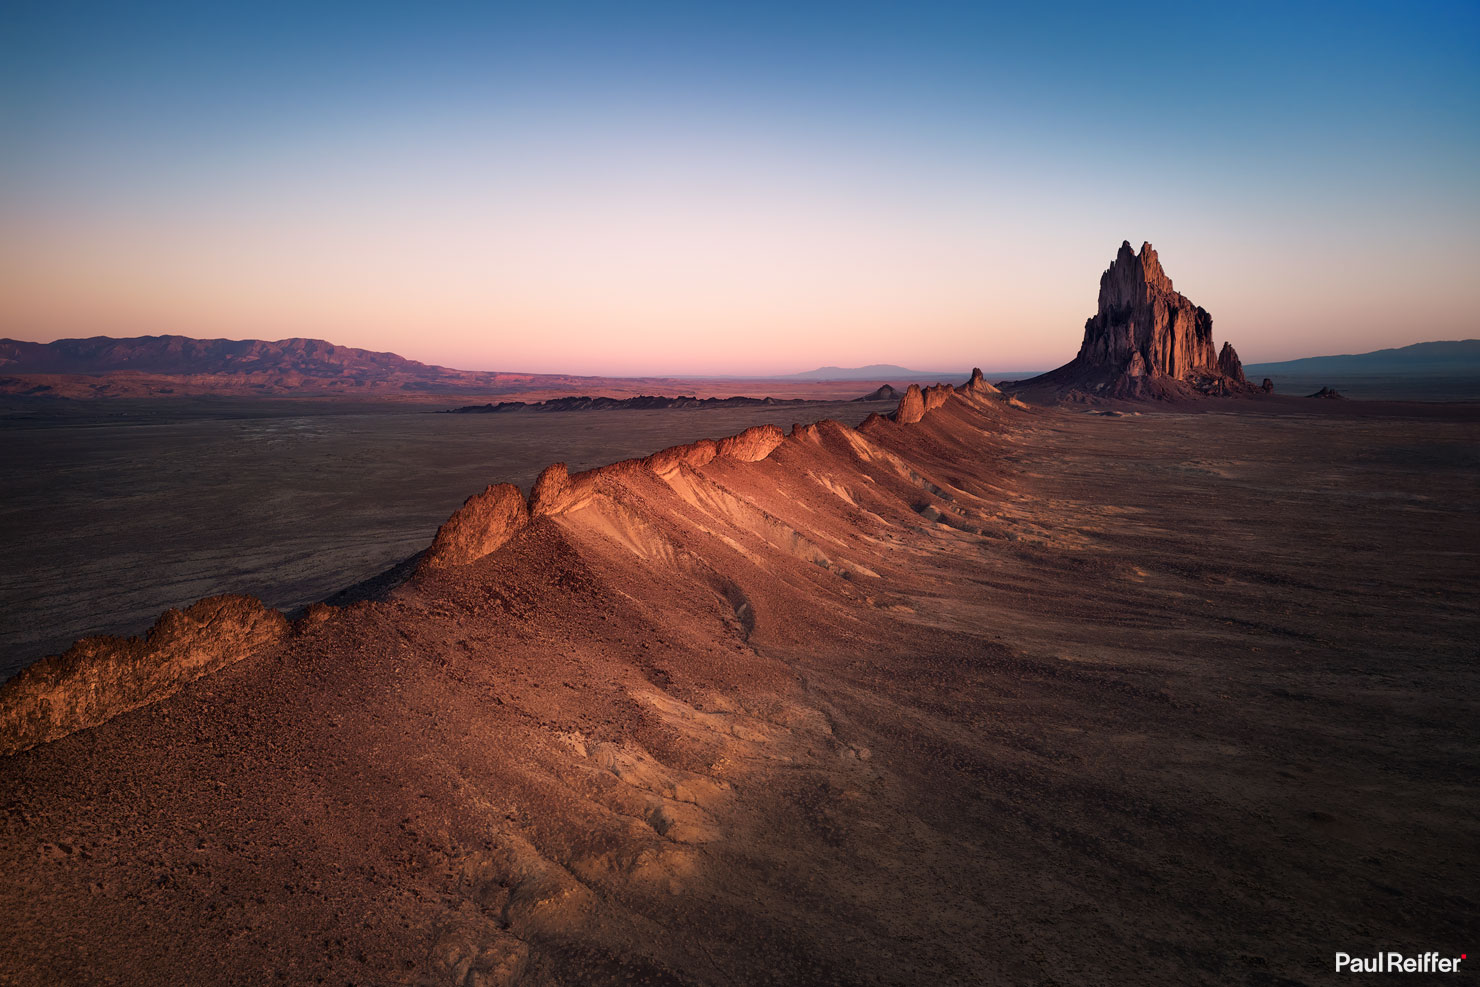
left=1007, top=241, right=1264, bottom=401
left=854, top=384, right=901, bottom=402
left=1307, top=386, right=1346, bottom=399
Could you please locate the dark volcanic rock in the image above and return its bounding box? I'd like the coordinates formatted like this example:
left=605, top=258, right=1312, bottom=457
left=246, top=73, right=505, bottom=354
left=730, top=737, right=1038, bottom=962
left=1008, top=241, right=1263, bottom=401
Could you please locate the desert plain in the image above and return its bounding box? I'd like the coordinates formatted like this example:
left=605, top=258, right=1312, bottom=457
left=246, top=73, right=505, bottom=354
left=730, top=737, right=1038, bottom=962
left=0, top=378, right=1476, bottom=986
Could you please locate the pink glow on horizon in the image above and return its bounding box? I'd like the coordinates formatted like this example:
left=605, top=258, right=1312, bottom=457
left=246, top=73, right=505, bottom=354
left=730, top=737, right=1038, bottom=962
left=3, top=124, right=1477, bottom=375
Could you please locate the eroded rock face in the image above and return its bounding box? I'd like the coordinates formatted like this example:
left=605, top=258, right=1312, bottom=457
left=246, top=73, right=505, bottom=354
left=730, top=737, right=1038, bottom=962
left=1218, top=343, right=1247, bottom=384
left=714, top=425, right=785, bottom=463
left=922, top=384, right=954, bottom=414
left=530, top=463, right=576, bottom=517
left=960, top=368, right=1001, bottom=396
left=0, top=595, right=288, bottom=756
left=0, top=371, right=1015, bottom=760
left=854, top=384, right=900, bottom=403
left=1078, top=241, right=1217, bottom=378
left=893, top=384, right=926, bottom=424
left=643, top=439, right=719, bottom=476
left=420, top=483, right=530, bottom=571
left=1011, top=241, right=1262, bottom=401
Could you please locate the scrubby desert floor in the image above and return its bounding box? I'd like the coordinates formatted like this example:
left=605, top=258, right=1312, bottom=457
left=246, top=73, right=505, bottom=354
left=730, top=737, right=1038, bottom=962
left=1, top=395, right=1476, bottom=986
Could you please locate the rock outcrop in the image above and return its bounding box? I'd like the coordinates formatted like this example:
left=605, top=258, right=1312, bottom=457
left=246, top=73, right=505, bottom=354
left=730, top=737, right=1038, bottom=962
left=419, top=483, right=530, bottom=572
left=714, top=424, right=786, bottom=463
left=892, top=384, right=927, bottom=424
left=643, top=439, right=720, bottom=476
left=1077, top=241, right=1216, bottom=378
left=0, top=596, right=289, bottom=756
left=1009, top=241, right=1263, bottom=401
left=1, top=369, right=1025, bottom=757
left=960, top=368, right=1001, bottom=397
left=1218, top=343, right=1247, bottom=383
left=854, top=384, right=901, bottom=402
left=1307, top=387, right=1345, bottom=399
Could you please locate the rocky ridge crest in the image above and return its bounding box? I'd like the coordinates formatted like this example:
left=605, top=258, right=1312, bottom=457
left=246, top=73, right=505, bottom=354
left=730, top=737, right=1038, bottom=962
left=0, top=371, right=1022, bottom=755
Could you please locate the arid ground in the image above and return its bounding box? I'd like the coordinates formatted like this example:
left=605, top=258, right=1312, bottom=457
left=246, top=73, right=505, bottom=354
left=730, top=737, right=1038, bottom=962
left=1, top=389, right=1477, bottom=986
left=0, top=398, right=888, bottom=674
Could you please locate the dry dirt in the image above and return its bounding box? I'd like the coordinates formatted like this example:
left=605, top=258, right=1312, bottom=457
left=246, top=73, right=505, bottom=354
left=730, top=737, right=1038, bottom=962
left=1, top=393, right=1476, bottom=986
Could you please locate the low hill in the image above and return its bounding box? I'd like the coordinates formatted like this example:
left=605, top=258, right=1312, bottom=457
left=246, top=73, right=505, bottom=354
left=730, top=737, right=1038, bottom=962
left=785, top=364, right=964, bottom=380
left=0, top=336, right=976, bottom=402
left=1245, top=339, right=1480, bottom=376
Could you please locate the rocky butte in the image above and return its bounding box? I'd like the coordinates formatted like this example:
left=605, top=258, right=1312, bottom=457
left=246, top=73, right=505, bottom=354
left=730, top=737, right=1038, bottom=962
left=1010, top=240, right=1268, bottom=400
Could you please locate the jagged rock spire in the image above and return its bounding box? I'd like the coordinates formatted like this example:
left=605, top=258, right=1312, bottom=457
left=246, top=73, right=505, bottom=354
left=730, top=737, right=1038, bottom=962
left=1009, top=240, right=1264, bottom=400
left=1217, top=342, right=1247, bottom=383
left=1076, top=240, right=1218, bottom=379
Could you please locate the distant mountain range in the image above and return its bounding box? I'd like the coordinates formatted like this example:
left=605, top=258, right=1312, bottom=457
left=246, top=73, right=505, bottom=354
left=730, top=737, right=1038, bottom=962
left=0, top=334, right=632, bottom=401
left=0, top=335, right=945, bottom=402
left=784, top=364, right=965, bottom=380
left=1245, top=339, right=1480, bottom=375
left=0, top=335, right=441, bottom=377
left=5, top=334, right=1474, bottom=402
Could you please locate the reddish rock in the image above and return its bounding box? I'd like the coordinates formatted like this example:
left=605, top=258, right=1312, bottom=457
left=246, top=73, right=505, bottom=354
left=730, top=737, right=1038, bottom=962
left=1009, top=241, right=1263, bottom=401
left=1076, top=241, right=1217, bottom=378
left=715, top=425, right=785, bottom=463
left=959, top=368, right=1001, bottom=396
left=1218, top=343, right=1248, bottom=383
left=922, top=384, right=954, bottom=413
left=893, top=384, right=926, bottom=424
left=644, top=439, right=720, bottom=475
left=0, top=595, right=288, bottom=756
left=530, top=463, right=573, bottom=516
left=855, top=384, right=901, bottom=402
left=419, top=483, right=529, bottom=571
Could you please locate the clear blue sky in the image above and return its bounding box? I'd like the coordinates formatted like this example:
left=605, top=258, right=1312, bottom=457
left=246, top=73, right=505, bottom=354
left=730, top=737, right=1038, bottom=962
left=2, top=0, right=1476, bottom=373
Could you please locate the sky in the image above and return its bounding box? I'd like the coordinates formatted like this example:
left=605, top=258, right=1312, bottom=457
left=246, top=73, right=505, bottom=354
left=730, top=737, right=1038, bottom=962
left=1, top=1, right=1477, bottom=375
